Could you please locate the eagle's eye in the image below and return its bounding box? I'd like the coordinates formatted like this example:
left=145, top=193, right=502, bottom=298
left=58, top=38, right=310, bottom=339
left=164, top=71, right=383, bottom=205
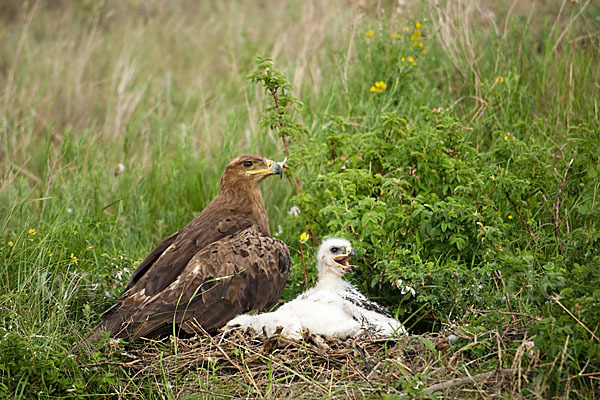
left=242, top=161, right=253, bottom=168
left=330, top=247, right=339, bottom=253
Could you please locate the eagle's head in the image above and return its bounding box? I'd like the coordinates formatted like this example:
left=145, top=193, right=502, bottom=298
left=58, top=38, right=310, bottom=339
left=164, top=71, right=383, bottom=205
left=220, top=155, right=285, bottom=189
left=317, top=238, right=357, bottom=278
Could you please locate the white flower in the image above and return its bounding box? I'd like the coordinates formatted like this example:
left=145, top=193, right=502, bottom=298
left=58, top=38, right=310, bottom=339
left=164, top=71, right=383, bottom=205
left=114, top=163, right=126, bottom=176
left=288, top=206, right=301, bottom=217
left=395, top=279, right=416, bottom=296
left=524, top=340, right=535, bottom=356
left=275, top=224, right=283, bottom=237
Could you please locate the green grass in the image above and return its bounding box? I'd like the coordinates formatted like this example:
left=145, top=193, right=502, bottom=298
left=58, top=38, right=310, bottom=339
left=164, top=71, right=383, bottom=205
left=1, top=0, right=599, bottom=398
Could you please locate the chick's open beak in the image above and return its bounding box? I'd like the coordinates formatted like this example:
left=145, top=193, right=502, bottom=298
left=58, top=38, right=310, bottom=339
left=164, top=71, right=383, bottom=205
left=349, top=248, right=357, bottom=258
left=334, top=247, right=358, bottom=271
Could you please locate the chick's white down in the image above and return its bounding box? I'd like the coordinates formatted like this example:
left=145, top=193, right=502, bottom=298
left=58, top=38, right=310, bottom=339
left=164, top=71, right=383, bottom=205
left=227, top=238, right=407, bottom=339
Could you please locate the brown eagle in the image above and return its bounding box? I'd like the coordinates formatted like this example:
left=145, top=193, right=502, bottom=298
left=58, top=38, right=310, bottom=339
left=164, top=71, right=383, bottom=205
left=95, top=155, right=291, bottom=340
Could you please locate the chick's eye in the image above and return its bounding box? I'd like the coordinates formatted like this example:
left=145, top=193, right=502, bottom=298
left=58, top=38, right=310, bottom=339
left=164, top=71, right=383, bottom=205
left=330, top=247, right=338, bottom=253
left=242, top=161, right=253, bottom=168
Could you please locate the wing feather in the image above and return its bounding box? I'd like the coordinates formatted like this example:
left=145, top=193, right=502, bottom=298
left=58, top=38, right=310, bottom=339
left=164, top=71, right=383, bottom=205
left=104, top=227, right=290, bottom=339
left=125, top=214, right=255, bottom=297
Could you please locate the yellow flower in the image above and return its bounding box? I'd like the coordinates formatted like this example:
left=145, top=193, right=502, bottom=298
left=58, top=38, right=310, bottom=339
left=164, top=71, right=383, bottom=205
left=403, top=27, right=409, bottom=32
left=496, top=76, right=504, bottom=83
left=365, top=29, right=374, bottom=40
left=70, top=253, right=78, bottom=264
left=408, top=57, right=414, bottom=63
left=423, top=48, right=428, bottom=54
left=504, top=135, right=508, bottom=141
left=28, top=228, right=36, bottom=236
left=8, top=241, right=13, bottom=247
left=391, top=33, right=401, bottom=39
left=508, top=215, right=513, bottom=220
left=415, top=22, right=422, bottom=29
left=418, top=42, right=423, bottom=48
left=370, top=81, right=387, bottom=93
left=401, top=57, right=405, bottom=62
left=300, top=232, right=309, bottom=243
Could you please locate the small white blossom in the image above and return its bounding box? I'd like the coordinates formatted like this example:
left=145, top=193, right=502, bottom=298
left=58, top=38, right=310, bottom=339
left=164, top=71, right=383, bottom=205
left=524, top=340, right=535, bottom=356
left=114, top=163, right=126, bottom=176
left=394, top=279, right=416, bottom=296
left=288, top=206, right=301, bottom=217
left=275, top=224, right=283, bottom=237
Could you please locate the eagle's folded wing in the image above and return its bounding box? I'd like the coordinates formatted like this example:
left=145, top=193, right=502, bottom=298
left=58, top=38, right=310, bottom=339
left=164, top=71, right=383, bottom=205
left=99, top=227, right=290, bottom=340
left=124, top=214, right=256, bottom=296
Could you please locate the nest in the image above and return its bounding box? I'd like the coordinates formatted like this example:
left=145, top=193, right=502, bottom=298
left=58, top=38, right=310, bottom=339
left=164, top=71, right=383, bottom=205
left=93, top=324, right=529, bottom=399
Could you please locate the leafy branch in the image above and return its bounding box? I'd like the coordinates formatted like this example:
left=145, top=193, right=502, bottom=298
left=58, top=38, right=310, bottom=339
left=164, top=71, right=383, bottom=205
left=249, top=57, right=306, bottom=194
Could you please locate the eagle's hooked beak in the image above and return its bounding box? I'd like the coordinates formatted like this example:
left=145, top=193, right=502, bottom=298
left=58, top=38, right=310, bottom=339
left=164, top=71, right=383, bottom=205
left=247, top=158, right=285, bottom=178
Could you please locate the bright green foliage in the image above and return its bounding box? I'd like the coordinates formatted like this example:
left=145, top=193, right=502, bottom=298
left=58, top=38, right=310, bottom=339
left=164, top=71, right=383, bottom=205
left=251, top=16, right=600, bottom=396
left=248, top=57, right=309, bottom=141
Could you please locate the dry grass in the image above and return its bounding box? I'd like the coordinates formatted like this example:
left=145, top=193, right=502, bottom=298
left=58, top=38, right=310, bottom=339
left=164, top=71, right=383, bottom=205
left=90, top=320, right=536, bottom=399
left=0, top=0, right=359, bottom=168
left=428, top=0, right=599, bottom=125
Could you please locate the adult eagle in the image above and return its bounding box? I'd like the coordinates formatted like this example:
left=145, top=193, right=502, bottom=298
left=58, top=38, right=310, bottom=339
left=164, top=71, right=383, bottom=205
left=95, top=155, right=291, bottom=340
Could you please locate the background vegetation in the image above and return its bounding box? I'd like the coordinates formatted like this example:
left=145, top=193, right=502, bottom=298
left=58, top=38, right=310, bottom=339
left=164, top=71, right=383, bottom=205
left=1, top=0, right=598, bottom=398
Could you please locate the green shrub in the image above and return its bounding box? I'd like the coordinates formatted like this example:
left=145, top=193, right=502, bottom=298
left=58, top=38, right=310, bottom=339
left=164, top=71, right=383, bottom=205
left=250, top=16, right=600, bottom=392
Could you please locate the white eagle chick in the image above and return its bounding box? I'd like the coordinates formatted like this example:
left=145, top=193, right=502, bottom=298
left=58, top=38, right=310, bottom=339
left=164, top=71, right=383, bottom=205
left=226, top=238, right=407, bottom=339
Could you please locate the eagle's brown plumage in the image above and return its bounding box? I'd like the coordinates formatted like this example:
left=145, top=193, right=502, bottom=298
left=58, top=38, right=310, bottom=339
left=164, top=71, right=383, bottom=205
left=95, top=155, right=290, bottom=340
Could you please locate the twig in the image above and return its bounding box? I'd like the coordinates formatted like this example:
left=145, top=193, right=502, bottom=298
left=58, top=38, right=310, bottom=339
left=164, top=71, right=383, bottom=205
left=397, top=369, right=516, bottom=398
left=467, top=306, right=541, bottom=321
left=561, top=371, right=600, bottom=382
left=181, top=388, right=237, bottom=399
left=553, top=295, right=600, bottom=343
left=448, top=274, right=461, bottom=318
left=270, top=86, right=291, bottom=157
left=299, top=239, right=308, bottom=291
left=268, top=86, right=302, bottom=195
left=193, top=322, right=262, bottom=393
left=553, top=158, right=574, bottom=254
left=494, top=270, right=514, bottom=319
left=84, top=360, right=140, bottom=368
left=504, top=190, right=541, bottom=251
left=487, top=181, right=499, bottom=197
left=219, top=335, right=329, bottom=393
